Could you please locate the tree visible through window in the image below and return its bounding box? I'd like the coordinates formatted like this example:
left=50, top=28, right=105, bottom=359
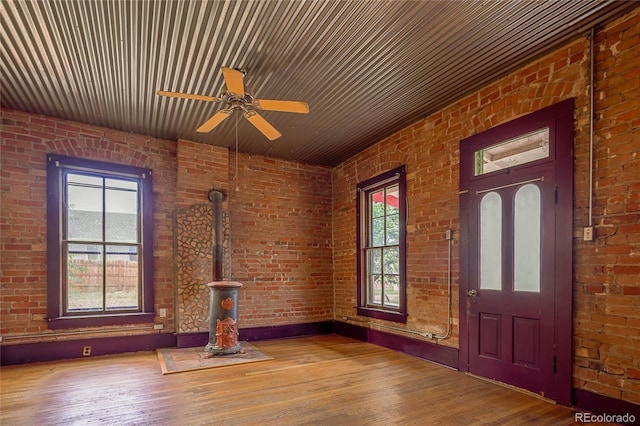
left=357, top=165, right=407, bottom=323
left=367, top=185, right=400, bottom=307
left=47, top=154, right=154, bottom=328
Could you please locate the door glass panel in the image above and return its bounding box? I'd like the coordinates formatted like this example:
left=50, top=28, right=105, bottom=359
left=480, top=192, right=502, bottom=290
left=474, top=127, right=549, bottom=175
left=514, top=184, right=541, bottom=292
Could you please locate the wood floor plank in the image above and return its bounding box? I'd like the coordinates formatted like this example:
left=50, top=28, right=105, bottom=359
left=0, top=335, right=603, bottom=425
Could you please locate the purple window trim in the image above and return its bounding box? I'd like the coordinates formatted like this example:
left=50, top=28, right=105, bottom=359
left=46, top=154, right=155, bottom=328
left=356, top=165, right=407, bottom=323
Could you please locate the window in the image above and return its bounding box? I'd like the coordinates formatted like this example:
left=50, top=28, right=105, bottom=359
left=356, top=165, right=407, bottom=322
left=47, top=154, right=154, bottom=328
left=474, top=127, right=549, bottom=176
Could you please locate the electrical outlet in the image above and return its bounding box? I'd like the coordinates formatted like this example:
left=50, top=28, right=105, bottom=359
left=154, top=324, right=164, bottom=330
left=583, top=226, right=593, bottom=241
left=82, top=346, right=91, bottom=356
left=159, top=308, right=167, bottom=318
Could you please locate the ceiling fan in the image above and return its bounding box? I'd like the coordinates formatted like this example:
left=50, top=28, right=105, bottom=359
left=157, top=67, right=309, bottom=140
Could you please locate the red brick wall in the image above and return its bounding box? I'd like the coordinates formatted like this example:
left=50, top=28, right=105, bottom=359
left=229, top=153, right=333, bottom=327
left=170, top=141, right=334, bottom=331
left=0, top=111, right=177, bottom=339
left=332, top=8, right=639, bottom=404
left=0, top=111, right=333, bottom=341
left=176, top=139, right=229, bottom=210
left=572, top=10, right=640, bottom=404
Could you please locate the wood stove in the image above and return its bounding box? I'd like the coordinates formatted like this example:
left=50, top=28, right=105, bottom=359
left=204, top=281, right=243, bottom=356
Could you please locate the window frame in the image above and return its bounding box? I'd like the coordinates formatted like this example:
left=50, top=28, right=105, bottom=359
left=356, top=165, right=407, bottom=323
left=47, top=154, right=155, bottom=329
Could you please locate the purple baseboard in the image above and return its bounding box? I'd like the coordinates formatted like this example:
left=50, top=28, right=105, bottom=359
left=175, top=331, right=208, bottom=348
left=241, top=321, right=334, bottom=341
left=0, top=332, right=176, bottom=365
left=572, top=388, right=640, bottom=425
left=332, top=320, right=369, bottom=342
left=176, top=320, right=334, bottom=348
left=333, top=320, right=459, bottom=369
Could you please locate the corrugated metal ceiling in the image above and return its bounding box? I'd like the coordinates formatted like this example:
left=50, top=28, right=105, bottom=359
left=1, top=1, right=637, bottom=166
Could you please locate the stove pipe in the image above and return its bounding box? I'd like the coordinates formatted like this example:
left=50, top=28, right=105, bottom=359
left=208, top=189, right=224, bottom=281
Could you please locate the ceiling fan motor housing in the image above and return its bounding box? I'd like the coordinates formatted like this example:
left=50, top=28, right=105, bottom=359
left=222, top=92, right=255, bottom=111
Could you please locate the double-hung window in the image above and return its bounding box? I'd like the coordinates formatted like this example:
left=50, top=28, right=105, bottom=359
left=356, top=165, right=407, bottom=323
left=47, top=154, right=154, bottom=328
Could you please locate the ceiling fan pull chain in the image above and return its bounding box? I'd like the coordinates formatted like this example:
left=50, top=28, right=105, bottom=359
left=235, top=113, right=239, bottom=192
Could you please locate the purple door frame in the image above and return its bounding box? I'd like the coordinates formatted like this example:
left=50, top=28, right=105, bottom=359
left=459, top=99, right=574, bottom=405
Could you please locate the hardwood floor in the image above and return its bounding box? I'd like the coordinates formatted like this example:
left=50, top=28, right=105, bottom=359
left=1, top=335, right=595, bottom=425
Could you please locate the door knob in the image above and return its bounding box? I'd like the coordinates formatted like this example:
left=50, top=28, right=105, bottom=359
left=467, top=289, right=478, bottom=297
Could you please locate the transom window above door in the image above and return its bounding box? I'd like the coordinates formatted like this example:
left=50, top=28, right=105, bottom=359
left=474, top=127, right=550, bottom=176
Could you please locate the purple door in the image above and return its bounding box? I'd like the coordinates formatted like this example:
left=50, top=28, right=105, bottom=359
left=459, top=100, right=574, bottom=405
left=467, top=166, right=555, bottom=395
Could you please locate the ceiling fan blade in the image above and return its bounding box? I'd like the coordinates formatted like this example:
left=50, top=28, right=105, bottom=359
left=253, top=99, right=309, bottom=114
left=197, top=109, right=233, bottom=133
left=243, top=110, right=281, bottom=140
left=157, top=90, right=220, bottom=102
left=221, top=67, right=245, bottom=97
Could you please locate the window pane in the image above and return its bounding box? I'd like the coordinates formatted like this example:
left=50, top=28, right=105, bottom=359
left=105, top=245, right=139, bottom=310
left=480, top=192, right=502, bottom=290
left=67, top=243, right=104, bottom=312
left=106, top=178, right=138, bottom=191
left=67, top=174, right=103, bottom=241
left=514, top=184, right=541, bottom=292
left=68, top=174, right=102, bottom=186
left=474, top=127, right=549, bottom=175
left=386, top=213, right=399, bottom=245
left=368, top=248, right=382, bottom=273
left=370, top=190, right=386, bottom=218
left=384, top=274, right=400, bottom=307
left=371, top=217, right=385, bottom=246
left=386, top=185, right=399, bottom=215
left=105, top=179, right=139, bottom=243
left=383, top=246, right=399, bottom=274
left=367, top=248, right=382, bottom=305
left=385, top=185, right=399, bottom=244
left=369, top=275, right=382, bottom=305
left=383, top=246, right=400, bottom=308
